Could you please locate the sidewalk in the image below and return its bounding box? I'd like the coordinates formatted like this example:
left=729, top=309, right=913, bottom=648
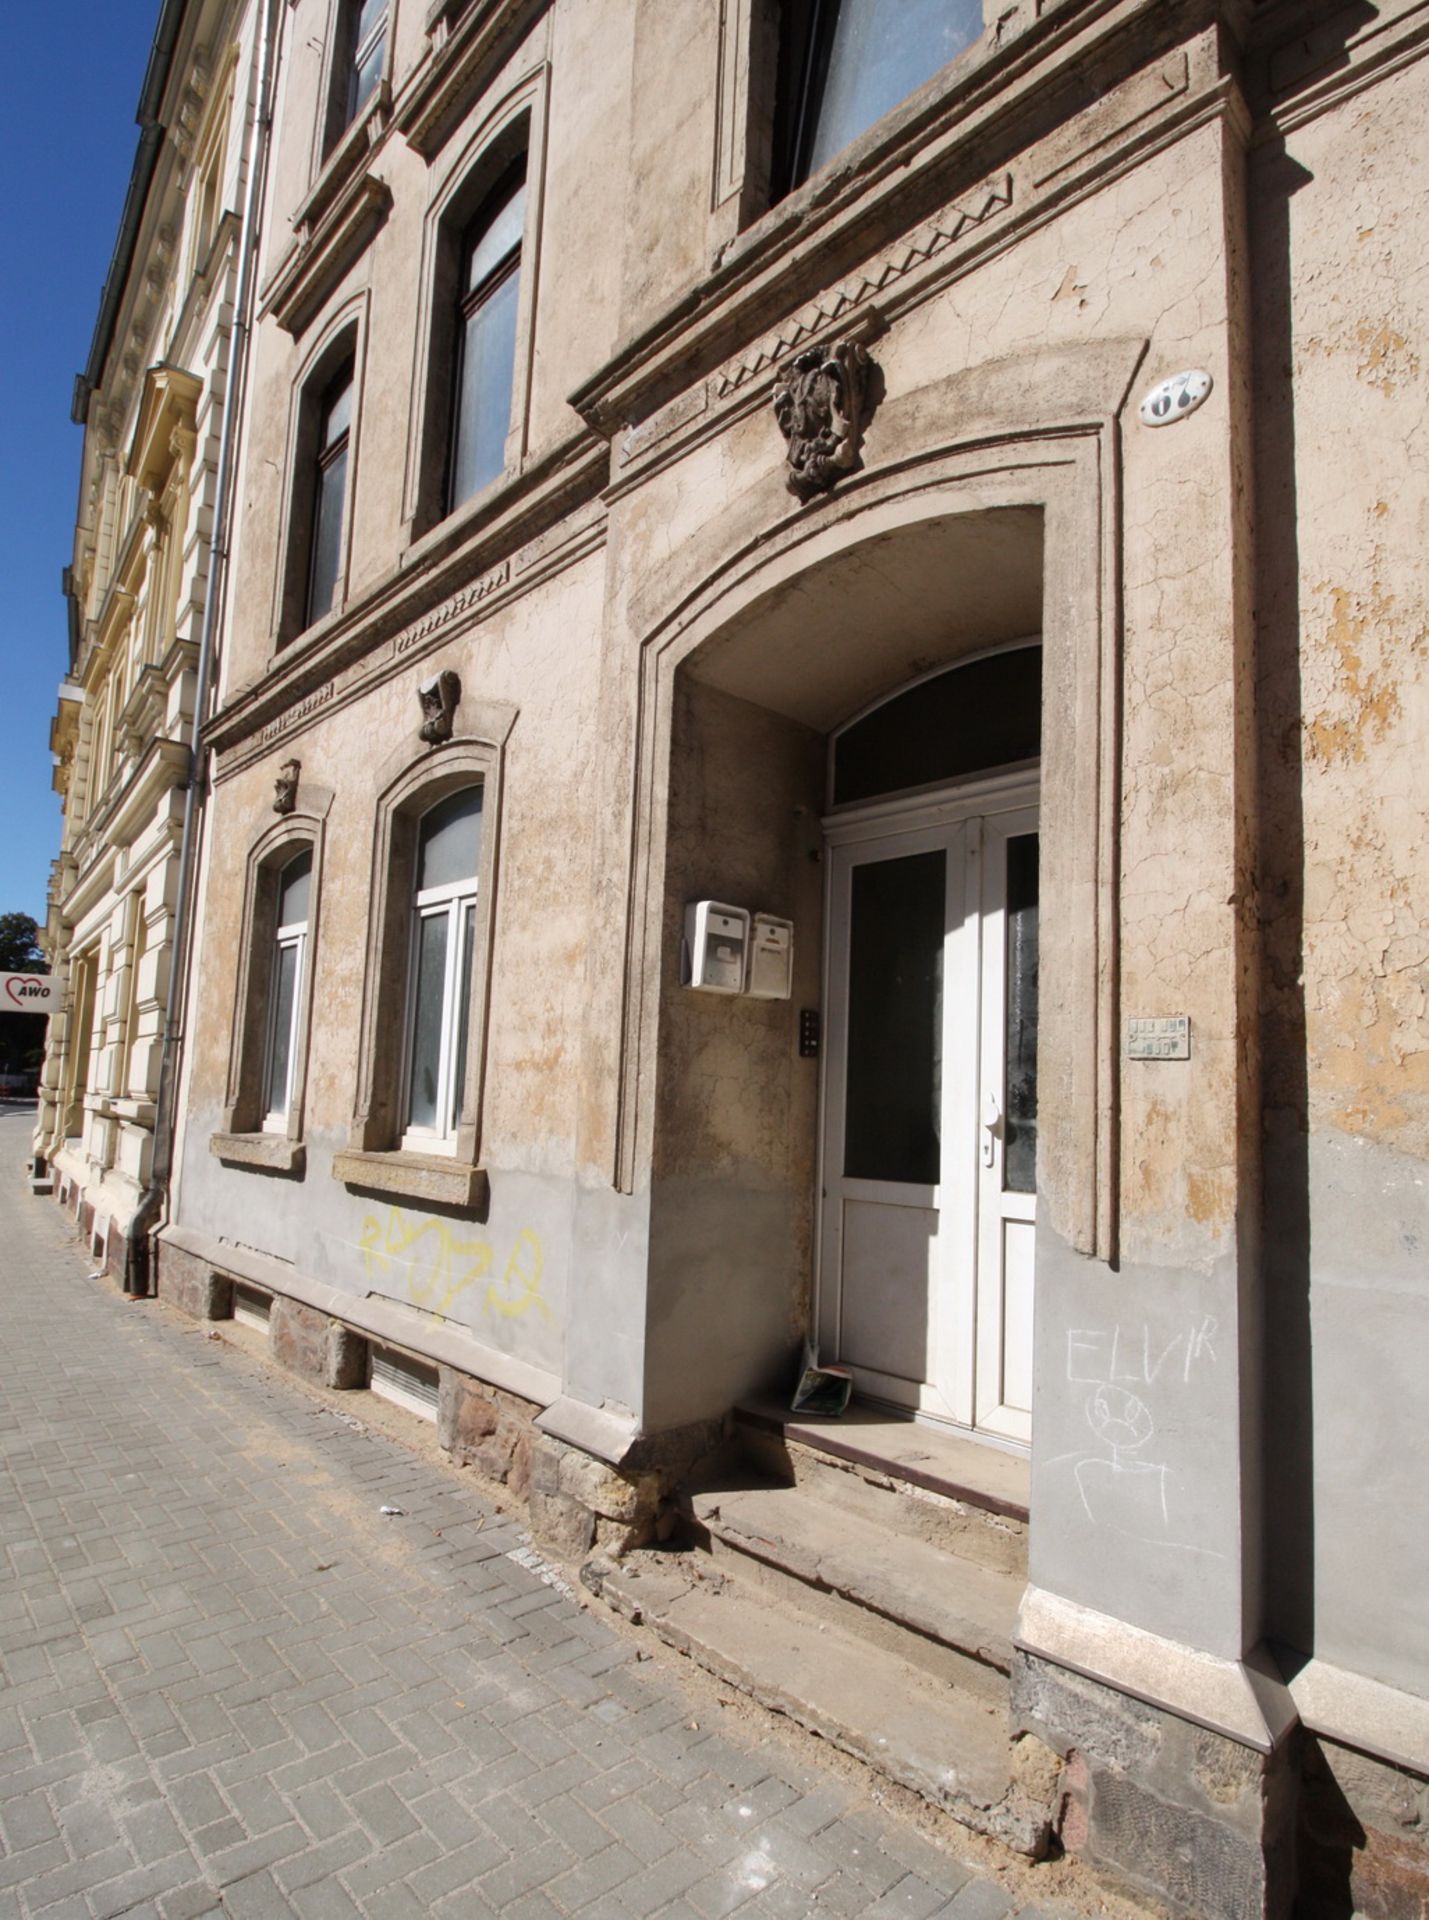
left=0, top=1113, right=1135, bottom=1919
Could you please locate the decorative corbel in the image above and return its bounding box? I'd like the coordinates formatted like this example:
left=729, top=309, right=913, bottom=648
left=273, top=759, right=301, bottom=815
left=418, top=670, right=461, bottom=746
left=772, top=340, right=875, bottom=502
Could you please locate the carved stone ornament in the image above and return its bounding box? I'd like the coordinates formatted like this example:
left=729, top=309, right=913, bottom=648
left=772, top=340, right=872, bottom=502
left=418, top=669, right=461, bottom=746
left=273, top=759, right=301, bottom=815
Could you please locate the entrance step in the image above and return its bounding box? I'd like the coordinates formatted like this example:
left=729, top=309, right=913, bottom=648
left=733, top=1397, right=1029, bottom=1576
left=683, top=1477, right=1020, bottom=1697
left=583, top=1549, right=1056, bottom=1856
left=582, top=1404, right=1054, bottom=1855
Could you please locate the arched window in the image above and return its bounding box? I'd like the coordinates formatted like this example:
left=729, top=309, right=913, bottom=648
left=403, top=787, right=483, bottom=1147
left=448, top=160, right=526, bottom=512
left=831, top=644, right=1042, bottom=808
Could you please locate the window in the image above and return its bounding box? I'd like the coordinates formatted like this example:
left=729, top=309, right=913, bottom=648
left=213, top=797, right=330, bottom=1175
left=306, top=359, right=353, bottom=627
left=336, top=0, right=388, bottom=142
left=775, top=0, right=983, bottom=194
left=262, top=850, right=312, bottom=1130
left=402, top=788, right=482, bottom=1150
left=333, top=722, right=512, bottom=1209
left=447, top=161, right=526, bottom=512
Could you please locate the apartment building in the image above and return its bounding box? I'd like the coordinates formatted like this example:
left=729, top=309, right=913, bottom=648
left=45, top=0, right=1429, bottom=1913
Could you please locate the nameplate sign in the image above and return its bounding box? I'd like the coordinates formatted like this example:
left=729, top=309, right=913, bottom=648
left=1129, top=1015, right=1190, bottom=1060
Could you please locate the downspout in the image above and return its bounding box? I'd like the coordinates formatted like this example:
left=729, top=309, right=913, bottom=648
left=126, top=0, right=281, bottom=1294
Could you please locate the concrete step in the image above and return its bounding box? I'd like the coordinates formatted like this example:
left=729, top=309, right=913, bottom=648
left=734, top=1398, right=1030, bottom=1576
left=583, top=1550, right=1057, bottom=1857
left=683, top=1478, right=1021, bottom=1695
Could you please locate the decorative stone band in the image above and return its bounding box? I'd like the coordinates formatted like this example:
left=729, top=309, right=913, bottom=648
left=1015, top=1585, right=1298, bottom=1753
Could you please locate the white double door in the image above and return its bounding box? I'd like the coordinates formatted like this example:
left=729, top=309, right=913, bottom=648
left=817, top=778, right=1039, bottom=1446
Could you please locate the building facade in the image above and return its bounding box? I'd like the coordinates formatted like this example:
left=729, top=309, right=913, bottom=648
left=46, top=0, right=1429, bottom=1914
left=35, top=0, right=266, bottom=1282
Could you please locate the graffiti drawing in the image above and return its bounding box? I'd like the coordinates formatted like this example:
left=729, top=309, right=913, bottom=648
left=358, top=1207, right=550, bottom=1325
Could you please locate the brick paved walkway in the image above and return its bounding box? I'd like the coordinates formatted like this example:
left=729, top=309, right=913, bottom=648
left=0, top=1113, right=1125, bottom=1920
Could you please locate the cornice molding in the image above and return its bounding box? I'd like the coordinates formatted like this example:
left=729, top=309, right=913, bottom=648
left=264, top=171, right=392, bottom=338
left=392, top=0, right=546, bottom=159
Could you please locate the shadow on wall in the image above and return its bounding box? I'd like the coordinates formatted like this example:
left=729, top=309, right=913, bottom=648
left=1252, top=134, right=1316, bottom=1667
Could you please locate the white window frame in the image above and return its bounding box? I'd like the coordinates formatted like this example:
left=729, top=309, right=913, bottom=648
left=399, top=824, right=479, bottom=1155
left=262, top=903, right=309, bottom=1132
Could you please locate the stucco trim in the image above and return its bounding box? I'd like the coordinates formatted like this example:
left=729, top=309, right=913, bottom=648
left=331, top=1148, right=490, bottom=1210
left=594, top=369, right=1143, bottom=1267
left=1282, top=1653, right=1429, bottom=1777
left=1017, top=1586, right=1298, bottom=1753
left=209, top=1131, right=306, bottom=1174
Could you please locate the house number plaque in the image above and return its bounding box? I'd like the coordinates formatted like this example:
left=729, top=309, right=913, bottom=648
left=1138, top=369, right=1212, bottom=427
left=1129, top=1015, right=1191, bottom=1060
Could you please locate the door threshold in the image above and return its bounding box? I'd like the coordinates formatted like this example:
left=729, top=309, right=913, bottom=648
left=734, top=1396, right=1030, bottom=1523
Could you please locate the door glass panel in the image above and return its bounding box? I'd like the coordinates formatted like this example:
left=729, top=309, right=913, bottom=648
left=1003, top=832, right=1039, bottom=1193
left=406, top=910, right=449, bottom=1130
left=844, top=850, right=944, bottom=1184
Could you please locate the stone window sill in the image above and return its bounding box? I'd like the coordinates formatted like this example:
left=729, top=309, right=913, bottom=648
left=331, top=1148, right=488, bottom=1210
left=210, top=1131, right=306, bottom=1175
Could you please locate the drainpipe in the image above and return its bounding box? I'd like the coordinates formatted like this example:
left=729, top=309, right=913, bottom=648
left=125, top=0, right=281, bottom=1294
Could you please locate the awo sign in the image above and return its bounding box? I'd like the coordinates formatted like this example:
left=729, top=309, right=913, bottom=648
left=0, top=972, right=56, bottom=1014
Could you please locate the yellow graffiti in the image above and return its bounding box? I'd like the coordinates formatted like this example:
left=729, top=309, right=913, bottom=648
left=359, top=1207, right=550, bottom=1324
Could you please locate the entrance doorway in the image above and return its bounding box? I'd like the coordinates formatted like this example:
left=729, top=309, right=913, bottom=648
left=816, top=649, right=1040, bottom=1447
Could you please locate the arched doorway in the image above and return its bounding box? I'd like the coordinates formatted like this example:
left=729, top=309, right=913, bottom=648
left=818, top=644, right=1041, bottom=1445
left=643, top=499, right=1051, bottom=1441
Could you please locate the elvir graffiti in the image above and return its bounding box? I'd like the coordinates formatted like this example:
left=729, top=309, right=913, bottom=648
left=358, top=1206, right=551, bottom=1324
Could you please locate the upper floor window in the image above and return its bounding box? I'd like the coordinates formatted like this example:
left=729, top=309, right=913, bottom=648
left=305, top=357, right=353, bottom=628
left=340, top=0, right=388, bottom=137
left=403, top=786, right=483, bottom=1150
left=448, top=160, right=526, bottom=512
left=777, top=0, right=983, bottom=193
left=263, top=850, right=312, bottom=1129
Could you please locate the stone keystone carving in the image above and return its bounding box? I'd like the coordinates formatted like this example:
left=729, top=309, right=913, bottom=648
left=273, top=759, right=301, bottom=814
left=418, top=669, right=461, bottom=746
left=772, top=340, right=873, bottom=502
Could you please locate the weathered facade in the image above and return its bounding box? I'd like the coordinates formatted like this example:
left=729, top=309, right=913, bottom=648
left=45, top=0, right=1429, bottom=1914
left=35, top=0, right=265, bottom=1281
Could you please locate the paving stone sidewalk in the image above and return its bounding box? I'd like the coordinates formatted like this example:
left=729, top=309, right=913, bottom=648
left=0, top=1114, right=1120, bottom=1919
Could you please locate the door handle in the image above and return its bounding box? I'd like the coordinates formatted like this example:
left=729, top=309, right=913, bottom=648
left=981, top=1092, right=1001, bottom=1167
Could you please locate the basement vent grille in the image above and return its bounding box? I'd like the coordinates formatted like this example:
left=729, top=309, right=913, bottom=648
left=370, top=1347, right=439, bottom=1422
left=232, top=1286, right=271, bottom=1333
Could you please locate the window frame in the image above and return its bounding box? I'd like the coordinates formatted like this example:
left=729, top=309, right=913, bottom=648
left=274, top=309, right=365, bottom=650
left=304, top=356, right=354, bottom=630
left=398, top=794, right=483, bottom=1155
left=403, top=77, right=546, bottom=541
left=333, top=716, right=514, bottom=1208
left=320, top=0, right=391, bottom=158
left=445, top=157, right=527, bottom=517
left=260, top=849, right=314, bottom=1133
left=212, top=791, right=332, bottom=1174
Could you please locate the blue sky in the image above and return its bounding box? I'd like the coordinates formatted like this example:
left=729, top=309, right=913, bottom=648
left=0, top=9, right=158, bottom=927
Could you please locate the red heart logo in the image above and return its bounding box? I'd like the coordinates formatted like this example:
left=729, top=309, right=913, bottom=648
left=4, top=976, right=45, bottom=1008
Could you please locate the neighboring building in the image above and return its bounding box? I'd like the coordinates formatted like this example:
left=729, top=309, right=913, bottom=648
left=35, top=0, right=266, bottom=1278
left=51, top=0, right=1429, bottom=1914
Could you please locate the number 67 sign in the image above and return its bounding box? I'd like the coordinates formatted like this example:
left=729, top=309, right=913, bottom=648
left=1138, top=368, right=1213, bottom=427
left=0, top=972, right=56, bottom=1014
